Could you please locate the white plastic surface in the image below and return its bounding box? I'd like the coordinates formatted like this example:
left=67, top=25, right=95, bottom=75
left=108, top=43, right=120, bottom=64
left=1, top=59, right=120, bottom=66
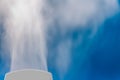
left=4, top=69, right=52, bottom=80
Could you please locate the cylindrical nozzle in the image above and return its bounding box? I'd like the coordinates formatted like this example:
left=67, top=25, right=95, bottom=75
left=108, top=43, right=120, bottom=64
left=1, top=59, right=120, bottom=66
left=4, top=69, right=52, bottom=80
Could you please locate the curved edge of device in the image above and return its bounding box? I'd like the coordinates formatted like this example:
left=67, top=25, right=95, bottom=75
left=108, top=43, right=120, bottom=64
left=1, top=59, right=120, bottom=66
left=4, top=69, right=52, bottom=80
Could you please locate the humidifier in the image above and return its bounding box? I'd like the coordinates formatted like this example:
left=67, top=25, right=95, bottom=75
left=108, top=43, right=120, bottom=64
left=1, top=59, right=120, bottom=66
left=4, top=69, right=52, bottom=80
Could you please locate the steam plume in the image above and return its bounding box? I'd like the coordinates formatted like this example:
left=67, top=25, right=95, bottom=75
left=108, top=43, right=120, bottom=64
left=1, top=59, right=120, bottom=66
left=0, top=0, right=119, bottom=80
left=1, top=0, right=47, bottom=71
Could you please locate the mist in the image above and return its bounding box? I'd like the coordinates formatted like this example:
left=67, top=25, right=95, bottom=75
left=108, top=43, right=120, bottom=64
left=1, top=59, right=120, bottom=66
left=46, top=0, right=119, bottom=79
left=0, top=0, right=47, bottom=71
left=0, top=0, right=119, bottom=79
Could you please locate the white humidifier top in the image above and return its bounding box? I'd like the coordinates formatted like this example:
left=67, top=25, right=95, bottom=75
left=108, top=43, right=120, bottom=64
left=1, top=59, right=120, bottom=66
left=4, top=69, right=52, bottom=80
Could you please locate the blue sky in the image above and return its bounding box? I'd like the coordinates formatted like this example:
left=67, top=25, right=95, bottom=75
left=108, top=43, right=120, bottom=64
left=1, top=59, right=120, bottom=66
left=0, top=1, right=120, bottom=80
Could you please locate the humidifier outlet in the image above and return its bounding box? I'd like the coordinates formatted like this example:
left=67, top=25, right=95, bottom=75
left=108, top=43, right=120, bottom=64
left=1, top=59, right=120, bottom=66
left=4, top=69, right=52, bottom=80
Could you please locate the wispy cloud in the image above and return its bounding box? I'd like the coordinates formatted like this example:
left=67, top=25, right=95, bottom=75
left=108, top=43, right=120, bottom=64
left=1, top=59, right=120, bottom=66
left=46, top=0, right=119, bottom=79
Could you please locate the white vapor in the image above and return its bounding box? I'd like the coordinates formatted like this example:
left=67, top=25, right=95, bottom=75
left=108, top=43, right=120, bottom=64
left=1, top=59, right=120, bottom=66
left=46, top=0, right=119, bottom=79
left=46, top=0, right=119, bottom=30
left=0, top=0, right=119, bottom=79
left=1, top=0, right=47, bottom=71
left=56, top=39, right=72, bottom=80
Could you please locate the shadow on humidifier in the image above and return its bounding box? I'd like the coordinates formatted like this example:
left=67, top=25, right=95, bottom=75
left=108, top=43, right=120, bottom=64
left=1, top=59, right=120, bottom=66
left=4, top=69, right=52, bottom=80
